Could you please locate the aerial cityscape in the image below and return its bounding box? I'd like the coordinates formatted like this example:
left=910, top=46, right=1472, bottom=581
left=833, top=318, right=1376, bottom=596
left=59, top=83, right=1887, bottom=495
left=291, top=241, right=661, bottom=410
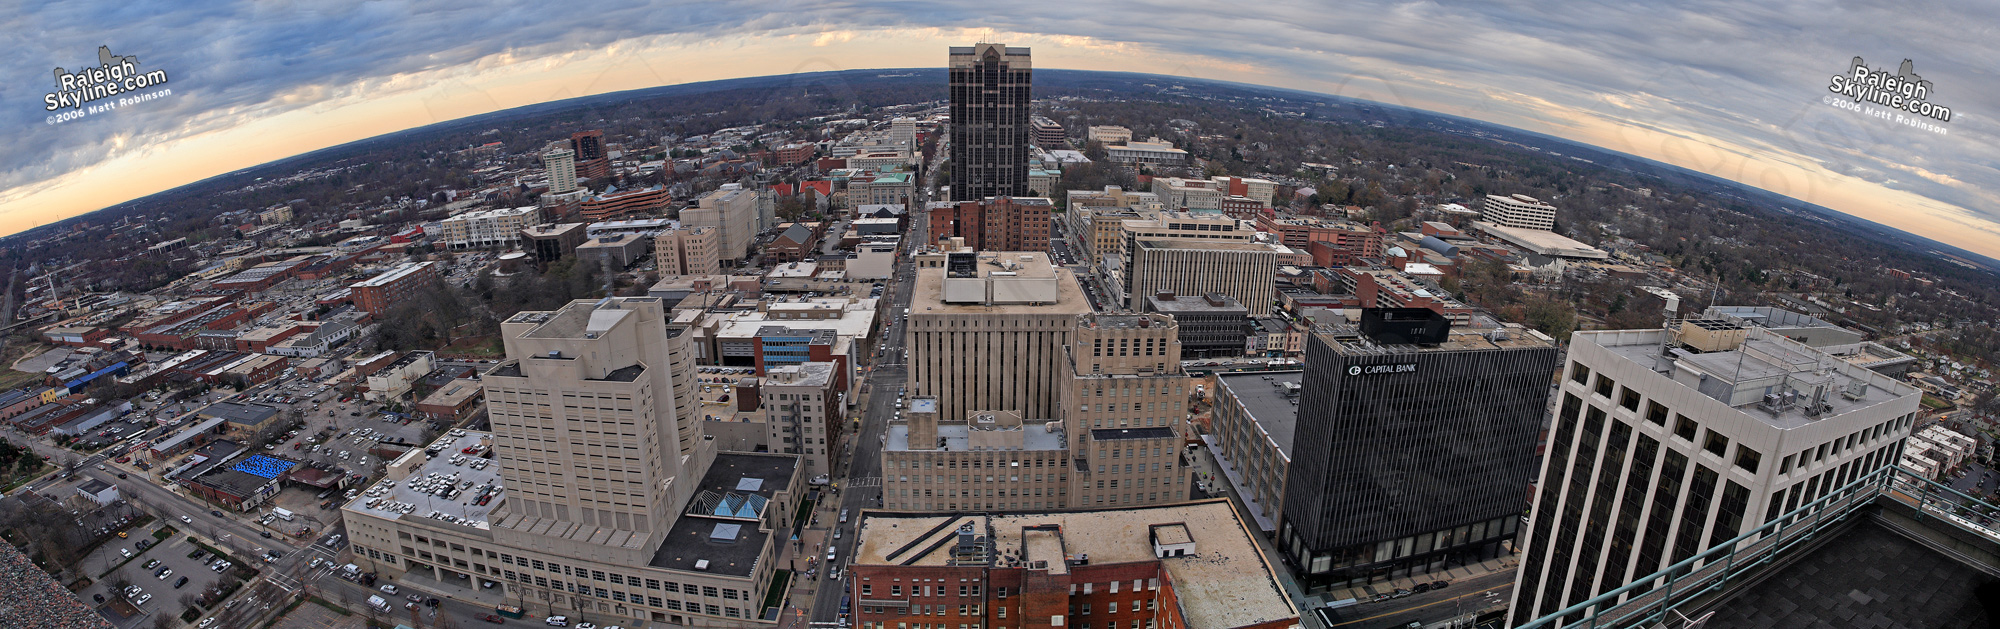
left=5, top=7, right=2000, bottom=629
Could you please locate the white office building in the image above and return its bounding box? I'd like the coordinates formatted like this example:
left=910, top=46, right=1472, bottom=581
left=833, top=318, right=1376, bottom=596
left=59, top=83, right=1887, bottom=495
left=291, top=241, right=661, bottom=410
left=544, top=148, right=579, bottom=195
left=1508, top=320, right=1920, bottom=625
left=1480, top=193, right=1559, bottom=231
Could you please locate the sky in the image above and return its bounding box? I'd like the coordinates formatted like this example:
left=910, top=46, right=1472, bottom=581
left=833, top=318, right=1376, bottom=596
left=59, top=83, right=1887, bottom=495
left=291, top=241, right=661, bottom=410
left=5, top=1, right=1998, bottom=259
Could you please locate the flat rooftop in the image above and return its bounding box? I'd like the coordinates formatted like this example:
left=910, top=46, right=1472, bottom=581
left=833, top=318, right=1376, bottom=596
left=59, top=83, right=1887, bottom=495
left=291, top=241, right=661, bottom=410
left=1584, top=328, right=1920, bottom=430
left=352, top=261, right=435, bottom=288
left=347, top=431, right=504, bottom=530
left=853, top=500, right=1296, bottom=629
left=1472, top=221, right=1608, bottom=259
left=913, top=251, right=1088, bottom=314
left=648, top=452, right=797, bottom=577
left=513, top=296, right=665, bottom=340
left=199, top=401, right=280, bottom=426
left=886, top=423, right=1067, bottom=452
left=1315, top=321, right=1553, bottom=355
left=1215, top=371, right=1305, bottom=459
left=1135, top=238, right=1274, bottom=253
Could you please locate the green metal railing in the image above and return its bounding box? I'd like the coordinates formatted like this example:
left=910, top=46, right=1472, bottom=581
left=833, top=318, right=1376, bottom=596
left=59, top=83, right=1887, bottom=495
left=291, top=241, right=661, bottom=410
left=1517, top=464, right=2000, bottom=628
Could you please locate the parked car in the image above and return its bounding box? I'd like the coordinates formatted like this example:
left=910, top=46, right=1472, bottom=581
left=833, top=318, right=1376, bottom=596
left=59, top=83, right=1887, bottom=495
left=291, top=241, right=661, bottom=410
left=380, top=584, right=399, bottom=595
left=545, top=616, right=569, bottom=627
left=476, top=614, right=505, bottom=624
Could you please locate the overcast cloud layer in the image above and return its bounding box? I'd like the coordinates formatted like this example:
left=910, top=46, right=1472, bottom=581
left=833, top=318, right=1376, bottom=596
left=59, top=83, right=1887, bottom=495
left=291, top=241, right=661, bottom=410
left=4, top=1, right=1997, bottom=256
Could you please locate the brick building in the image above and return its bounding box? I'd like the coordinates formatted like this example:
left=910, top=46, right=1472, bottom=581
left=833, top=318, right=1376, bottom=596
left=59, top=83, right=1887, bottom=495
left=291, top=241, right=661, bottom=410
left=580, top=186, right=669, bottom=222
left=350, top=261, right=441, bottom=314
left=925, top=197, right=1051, bottom=252
left=1254, top=215, right=1382, bottom=259
left=848, top=500, right=1298, bottom=629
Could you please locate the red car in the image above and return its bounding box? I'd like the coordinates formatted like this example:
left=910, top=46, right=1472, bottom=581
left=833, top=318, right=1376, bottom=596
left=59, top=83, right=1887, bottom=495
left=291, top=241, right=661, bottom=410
left=475, top=614, right=504, bottom=624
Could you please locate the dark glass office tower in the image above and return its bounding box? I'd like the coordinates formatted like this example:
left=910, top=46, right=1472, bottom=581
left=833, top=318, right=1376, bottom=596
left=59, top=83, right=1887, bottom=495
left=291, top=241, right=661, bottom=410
left=1277, top=309, right=1561, bottom=590
left=948, top=43, right=1032, bottom=202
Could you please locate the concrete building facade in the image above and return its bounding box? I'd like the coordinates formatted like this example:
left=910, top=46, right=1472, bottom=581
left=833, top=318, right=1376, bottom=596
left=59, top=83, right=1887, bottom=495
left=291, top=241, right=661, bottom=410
left=654, top=226, right=721, bottom=276
left=441, top=206, right=541, bottom=250
left=1507, top=322, right=1920, bottom=625
left=1480, top=193, right=1559, bottom=231
left=683, top=185, right=758, bottom=263
left=907, top=252, right=1088, bottom=424
left=1124, top=239, right=1280, bottom=317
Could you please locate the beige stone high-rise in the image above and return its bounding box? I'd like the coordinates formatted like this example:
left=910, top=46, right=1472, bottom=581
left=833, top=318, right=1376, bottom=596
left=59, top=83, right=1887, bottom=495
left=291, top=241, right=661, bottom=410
left=654, top=226, right=720, bottom=276
left=341, top=296, right=805, bottom=628
left=1061, top=313, right=1194, bottom=508
left=883, top=311, right=1194, bottom=513
left=905, top=251, right=1090, bottom=422
left=485, top=296, right=712, bottom=538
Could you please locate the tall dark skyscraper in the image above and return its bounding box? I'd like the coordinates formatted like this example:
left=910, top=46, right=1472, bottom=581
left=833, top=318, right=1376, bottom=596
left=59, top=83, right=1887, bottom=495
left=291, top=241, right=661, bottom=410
left=948, top=43, right=1032, bottom=202
left=1277, top=309, right=1561, bottom=591
left=569, top=129, right=610, bottom=179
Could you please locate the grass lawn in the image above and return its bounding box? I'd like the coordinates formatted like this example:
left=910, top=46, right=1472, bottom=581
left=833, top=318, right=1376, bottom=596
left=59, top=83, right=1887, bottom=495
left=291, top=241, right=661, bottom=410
left=441, top=335, right=504, bottom=358
left=0, top=463, right=53, bottom=493
left=308, top=596, right=353, bottom=615
left=0, top=369, right=41, bottom=391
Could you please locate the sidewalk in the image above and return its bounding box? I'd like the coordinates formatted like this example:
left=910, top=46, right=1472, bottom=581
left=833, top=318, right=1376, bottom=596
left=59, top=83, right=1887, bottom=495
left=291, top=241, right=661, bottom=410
left=1200, top=434, right=1277, bottom=531
left=1323, top=554, right=1520, bottom=604
left=775, top=491, right=846, bottom=629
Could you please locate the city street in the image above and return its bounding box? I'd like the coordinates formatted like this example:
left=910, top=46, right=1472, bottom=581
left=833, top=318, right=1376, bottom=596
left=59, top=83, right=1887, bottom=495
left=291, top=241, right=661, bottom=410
left=801, top=165, right=931, bottom=626
left=1315, top=572, right=1513, bottom=629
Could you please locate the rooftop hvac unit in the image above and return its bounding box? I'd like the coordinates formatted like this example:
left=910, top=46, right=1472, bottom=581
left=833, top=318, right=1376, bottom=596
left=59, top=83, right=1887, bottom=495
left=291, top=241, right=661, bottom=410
left=1840, top=379, right=1868, bottom=401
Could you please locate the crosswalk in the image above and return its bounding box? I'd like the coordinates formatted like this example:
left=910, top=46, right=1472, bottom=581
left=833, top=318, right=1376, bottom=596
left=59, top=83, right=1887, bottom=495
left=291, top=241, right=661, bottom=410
left=846, top=477, right=881, bottom=488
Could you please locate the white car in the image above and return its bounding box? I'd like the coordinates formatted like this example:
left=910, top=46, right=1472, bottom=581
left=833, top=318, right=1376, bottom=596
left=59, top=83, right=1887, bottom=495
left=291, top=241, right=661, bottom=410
left=119, top=548, right=133, bottom=558
left=545, top=616, right=569, bottom=627
left=576, top=623, right=597, bottom=629
left=380, top=584, right=399, bottom=595
left=135, top=593, right=152, bottom=605
left=158, top=569, right=174, bottom=580
left=180, top=515, right=192, bottom=524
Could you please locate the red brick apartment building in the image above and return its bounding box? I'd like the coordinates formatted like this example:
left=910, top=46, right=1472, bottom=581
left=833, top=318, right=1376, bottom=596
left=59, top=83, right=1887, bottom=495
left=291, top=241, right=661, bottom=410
left=926, top=197, right=1051, bottom=252
left=849, top=500, right=1298, bottom=629
left=349, top=261, right=441, bottom=314
left=1254, top=215, right=1382, bottom=259
left=579, top=186, right=668, bottom=221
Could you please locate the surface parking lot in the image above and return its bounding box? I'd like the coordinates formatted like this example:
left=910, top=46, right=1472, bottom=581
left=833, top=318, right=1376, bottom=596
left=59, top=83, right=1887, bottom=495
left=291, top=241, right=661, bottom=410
left=78, top=526, right=243, bottom=627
